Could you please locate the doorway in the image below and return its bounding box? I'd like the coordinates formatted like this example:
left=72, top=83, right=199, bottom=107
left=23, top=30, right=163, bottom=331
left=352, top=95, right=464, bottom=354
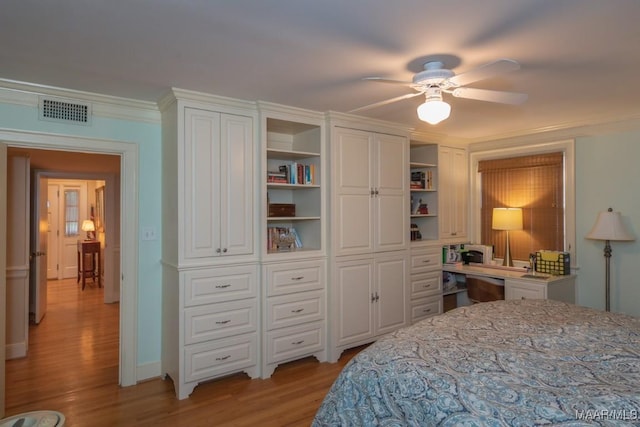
left=0, top=129, right=139, bottom=417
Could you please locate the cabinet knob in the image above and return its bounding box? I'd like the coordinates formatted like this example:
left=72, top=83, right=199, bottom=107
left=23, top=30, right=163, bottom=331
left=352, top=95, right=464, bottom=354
left=370, top=188, right=375, bottom=196
left=291, top=276, right=304, bottom=281
left=291, top=308, right=304, bottom=313
left=216, top=248, right=221, bottom=253
left=215, top=355, right=231, bottom=361
left=292, top=340, right=305, bottom=345
left=371, top=293, right=376, bottom=303
left=375, top=292, right=380, bottom=302
left=215, top=320, right=231, bottom=325
left=222, top=248, right=228, bottom=253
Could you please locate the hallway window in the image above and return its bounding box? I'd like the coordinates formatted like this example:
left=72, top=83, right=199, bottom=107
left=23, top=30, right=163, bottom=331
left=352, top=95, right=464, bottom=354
left=64, top=189, right=80, bottom=236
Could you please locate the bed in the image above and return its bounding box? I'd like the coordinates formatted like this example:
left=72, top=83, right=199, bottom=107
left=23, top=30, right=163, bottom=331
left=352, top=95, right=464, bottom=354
left=313, top=299, right=640, bottom=426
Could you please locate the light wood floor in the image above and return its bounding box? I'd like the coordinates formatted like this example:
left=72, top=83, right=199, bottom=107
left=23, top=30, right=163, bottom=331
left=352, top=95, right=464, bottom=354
left=5, top=278, right=362, bottom=426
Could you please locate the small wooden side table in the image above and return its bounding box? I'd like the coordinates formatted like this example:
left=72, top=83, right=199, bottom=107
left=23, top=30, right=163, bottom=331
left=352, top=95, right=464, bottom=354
left=77, top=240, right=101, bottom=290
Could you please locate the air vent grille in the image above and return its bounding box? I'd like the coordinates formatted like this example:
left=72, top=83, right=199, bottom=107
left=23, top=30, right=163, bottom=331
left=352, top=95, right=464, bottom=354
left=39, top=96, right=92, bottom=125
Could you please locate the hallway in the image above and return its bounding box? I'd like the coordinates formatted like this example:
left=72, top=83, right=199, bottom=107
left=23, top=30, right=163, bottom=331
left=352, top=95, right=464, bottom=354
left=5, top=278, right=119, bottom=415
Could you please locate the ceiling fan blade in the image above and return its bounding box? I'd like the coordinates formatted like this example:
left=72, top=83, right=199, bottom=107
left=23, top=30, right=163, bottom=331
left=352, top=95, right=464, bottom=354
left=451, top=87, right=528, bottom=104
left=448, top=58, right=521, bottom=87
left=349, top=92, right=423, bottom=113
left=362, top=77, right=413, bottom=87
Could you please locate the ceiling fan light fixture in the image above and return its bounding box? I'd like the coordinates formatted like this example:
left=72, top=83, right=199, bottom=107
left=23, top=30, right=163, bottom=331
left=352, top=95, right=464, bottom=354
left=417, top=89, right=451, bottom=125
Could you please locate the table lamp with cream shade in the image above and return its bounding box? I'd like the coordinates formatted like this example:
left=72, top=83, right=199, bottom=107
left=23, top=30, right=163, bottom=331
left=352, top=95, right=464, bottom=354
left=492, top=207, right=523, bottom=267
left=81, top=219, right=96, bottom=240
left=586, top=208, right=634, bottom=312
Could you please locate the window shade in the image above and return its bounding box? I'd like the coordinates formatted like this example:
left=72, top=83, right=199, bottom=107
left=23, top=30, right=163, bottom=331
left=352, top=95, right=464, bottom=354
left=479, top=153, right=564, bottom=261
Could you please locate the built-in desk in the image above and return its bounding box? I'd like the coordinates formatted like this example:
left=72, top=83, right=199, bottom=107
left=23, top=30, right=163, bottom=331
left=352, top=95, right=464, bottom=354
left=443, top=263, right=576, bottom=304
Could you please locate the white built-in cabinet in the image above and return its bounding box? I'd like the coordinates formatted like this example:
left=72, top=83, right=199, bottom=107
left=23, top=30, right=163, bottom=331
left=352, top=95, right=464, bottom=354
left=439, top=145, right=468, bottom=241
left=331, top=252, right=408, bottom=359
left=258, top=102, right=327, bottom=378
left=160, top=89, right=260, bottom=399
left=328, top=117, right=410, bottom=362
left=332, top=127, right=408, bottom=255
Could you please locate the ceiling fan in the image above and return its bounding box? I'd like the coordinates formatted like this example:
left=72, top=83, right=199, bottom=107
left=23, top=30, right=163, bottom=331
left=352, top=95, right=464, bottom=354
left=350, top=58, right=528, bottom=125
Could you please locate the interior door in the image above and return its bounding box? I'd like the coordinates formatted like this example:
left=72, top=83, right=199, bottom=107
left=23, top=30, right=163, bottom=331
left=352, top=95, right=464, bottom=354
left=31, top=174, right=48, bottom=324
left=47, top=183, right=60, bottom=279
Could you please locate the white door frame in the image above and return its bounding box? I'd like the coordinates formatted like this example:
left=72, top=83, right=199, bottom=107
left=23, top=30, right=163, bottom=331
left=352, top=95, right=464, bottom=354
left=0, top=129, right=139, bottom=391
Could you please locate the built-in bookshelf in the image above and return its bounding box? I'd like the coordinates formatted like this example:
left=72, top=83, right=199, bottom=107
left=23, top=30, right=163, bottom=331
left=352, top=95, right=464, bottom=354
left=262, top=110, right=324, bottom=256
left=409, top=144, right=438, bottom=243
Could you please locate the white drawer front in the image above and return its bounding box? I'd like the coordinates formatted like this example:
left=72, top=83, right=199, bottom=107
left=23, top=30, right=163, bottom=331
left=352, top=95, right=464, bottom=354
left=265, top=260, right=325, bottom=296
left=266, top=322, right=324, bottom=364
left=183, top=265, right=258, bottom=306
left=184, top=333, right=258, bottom=383
left=266, top=290, right=324, bottom=330
left=410, top=249, right=442, bottom=274
left=411, top=296, right=443, bottom=323
left=410, top=271, right=442, bottom=299
left=184, top=299, right=258, bottom=345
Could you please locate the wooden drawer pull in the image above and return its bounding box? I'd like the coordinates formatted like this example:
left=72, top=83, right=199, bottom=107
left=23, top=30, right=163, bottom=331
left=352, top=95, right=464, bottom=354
left=292, top=340, right=305, bottom=345
left=291, top=308, right=304, bottom=313
left=215, top=284, right=231, bottom=289
left=215, top=355, right=231, bottom=361
left=215, top=320, right=231, bottom=325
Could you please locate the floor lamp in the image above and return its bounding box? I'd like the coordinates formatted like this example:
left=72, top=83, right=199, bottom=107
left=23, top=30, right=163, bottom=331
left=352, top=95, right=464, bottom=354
left=586, top=208, right=634, bottom=312
left=492, top=208, right=523, bottom=267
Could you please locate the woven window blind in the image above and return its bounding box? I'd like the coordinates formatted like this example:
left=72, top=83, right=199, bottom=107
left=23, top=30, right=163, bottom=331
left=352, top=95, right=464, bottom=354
left=479, top=152, right=564, bottom=261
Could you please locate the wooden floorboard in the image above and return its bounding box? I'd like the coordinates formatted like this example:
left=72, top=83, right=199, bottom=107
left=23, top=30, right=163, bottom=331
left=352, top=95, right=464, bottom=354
left=5, top=278, right=363, bottom=426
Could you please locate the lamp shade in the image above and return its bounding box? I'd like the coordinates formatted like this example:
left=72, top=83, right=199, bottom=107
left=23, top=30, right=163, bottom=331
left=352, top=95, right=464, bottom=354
left=81, top=220, right=95, bottom=232
left=492, top=208, right=523, bottom=231
left=417, top=99, right=451, bottom=125
left=586, top=209, right=634, bottom=241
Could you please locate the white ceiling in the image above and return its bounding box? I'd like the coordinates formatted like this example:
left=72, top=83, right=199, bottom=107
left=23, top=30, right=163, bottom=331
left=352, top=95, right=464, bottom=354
left=2, top=0, right=640, bottom=142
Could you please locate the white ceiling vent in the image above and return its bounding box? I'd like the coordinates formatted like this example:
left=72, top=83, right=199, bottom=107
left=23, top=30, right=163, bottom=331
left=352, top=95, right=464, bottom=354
left=39, top=96, right=92, bottom=125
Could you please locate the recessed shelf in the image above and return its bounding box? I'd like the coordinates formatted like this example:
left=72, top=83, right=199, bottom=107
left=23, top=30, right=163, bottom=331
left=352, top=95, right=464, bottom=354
left=410, top=188, right=436, bottom=192
left=410, top=161, right=436, bottom=168
left=267, top=216, right=321, bottom=221
left=410, top=214, right=437, bottom=218
left=267, top=183, right=320, bottom=190
left=267, top=148, right=320, bottom=160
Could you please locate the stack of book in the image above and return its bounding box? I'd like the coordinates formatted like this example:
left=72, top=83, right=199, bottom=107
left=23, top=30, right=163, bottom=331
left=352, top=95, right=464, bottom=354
left=267, top=170, right=288, bottom=183
left=267, top=227, right=302, bottom=251
left=410, top=171, right=425, bottom=189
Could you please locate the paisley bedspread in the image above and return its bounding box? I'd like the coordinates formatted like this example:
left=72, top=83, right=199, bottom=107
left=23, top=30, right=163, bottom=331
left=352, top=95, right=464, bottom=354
left=313, top=299, right=640, bottom=426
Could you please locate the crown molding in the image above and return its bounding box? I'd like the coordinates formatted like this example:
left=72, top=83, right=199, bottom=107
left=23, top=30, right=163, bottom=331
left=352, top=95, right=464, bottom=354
left=466, top=112, right=640, bottom=146
left=0, top=78, right=160, bottom=124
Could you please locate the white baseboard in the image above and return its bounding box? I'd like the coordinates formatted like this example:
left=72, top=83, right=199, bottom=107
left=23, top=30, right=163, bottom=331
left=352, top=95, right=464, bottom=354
left=6, top=342, right=27, bottom=360
left=136, top=361, right=161, bottom=382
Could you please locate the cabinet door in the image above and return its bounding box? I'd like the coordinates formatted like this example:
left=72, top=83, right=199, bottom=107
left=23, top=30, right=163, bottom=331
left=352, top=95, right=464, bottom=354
left=439, top=146, right=467, bottom=240
left=219, top=113, right=254, bottom=256
left=333, top=128, right=374, bottom=255
left=375, top=253, right=408, bottom=335
left=374, top=133, right=408, bottom=252
left=183, top=108, right=221, bottom=260
left=334, top=258, right=374, bottom=346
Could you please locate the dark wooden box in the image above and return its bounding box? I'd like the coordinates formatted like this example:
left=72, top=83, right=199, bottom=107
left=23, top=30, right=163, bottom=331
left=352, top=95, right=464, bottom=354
left=268, top=203, right=296, bottom=217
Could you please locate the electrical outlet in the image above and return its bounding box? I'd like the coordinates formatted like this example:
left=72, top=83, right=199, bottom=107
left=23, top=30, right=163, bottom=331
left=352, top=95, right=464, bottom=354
left=142, top=227, right=157, bottom=241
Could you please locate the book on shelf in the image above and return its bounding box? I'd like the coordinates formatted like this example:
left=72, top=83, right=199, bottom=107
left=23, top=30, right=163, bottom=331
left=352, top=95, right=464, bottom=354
left=410, top=170, right=434, bottom=190
left=267, top=227, right=303, bottom=251
left=277, top=162, right=315, bottom=185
